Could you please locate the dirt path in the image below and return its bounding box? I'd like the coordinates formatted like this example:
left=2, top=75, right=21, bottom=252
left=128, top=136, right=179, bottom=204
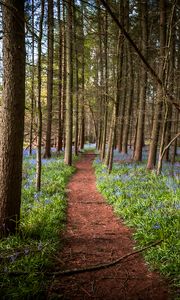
left=48, top=154, right=170, bottom=300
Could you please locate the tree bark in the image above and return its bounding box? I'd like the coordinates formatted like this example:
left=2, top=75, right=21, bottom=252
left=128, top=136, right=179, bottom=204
left=0, top=0, right=25, bottom=236
left=73, top=0, right=79, bottom=156
left=62, top=1, right=67, bottom=150
left=44, top=0, right=54, bottom=158
left=57, top=0, right=63, bottom=153
left=64, top=0, right=73, bottom=165
left=134, top=0, right=148, bottom=161
left=36, top=0, right=44, bottom=191
left=147, top=0, right=166, bottom=169
left=79, top=0, right=85, bottom=150
left=100, top=10, right=108, bottom=161
left=122, top=46, right=133, bottom=154
left=29, top=0, right=35, bottom=156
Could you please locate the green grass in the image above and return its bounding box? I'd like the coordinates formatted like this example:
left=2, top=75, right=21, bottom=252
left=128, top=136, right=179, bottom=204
left=94, top=158, right=180, bottom=292
left=0, top=155, right=75, bottom=299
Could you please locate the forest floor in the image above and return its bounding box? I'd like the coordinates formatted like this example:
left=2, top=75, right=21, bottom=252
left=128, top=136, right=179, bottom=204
left=48, top=153, right=171, bottom=300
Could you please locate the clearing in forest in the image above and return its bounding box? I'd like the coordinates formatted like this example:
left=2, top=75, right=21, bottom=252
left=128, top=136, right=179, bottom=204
left=48, top=153, right=170, bottom=299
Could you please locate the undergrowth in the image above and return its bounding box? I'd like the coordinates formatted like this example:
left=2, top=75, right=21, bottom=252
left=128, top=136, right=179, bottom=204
left=0, top=153, right=75, bottom=299
left=94, top=158, right=180, bottom=292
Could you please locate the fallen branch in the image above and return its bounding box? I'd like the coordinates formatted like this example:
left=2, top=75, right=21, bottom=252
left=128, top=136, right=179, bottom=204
left=0, top=240, right=163, bottom=277
left=51, top=239, right=163, bottom=276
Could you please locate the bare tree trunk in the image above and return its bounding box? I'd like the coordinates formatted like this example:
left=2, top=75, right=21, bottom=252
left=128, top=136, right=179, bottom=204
left=62, top=2, right=66, bottom=150
left=117, top=0, right=128, bottom=152
left=74, top=1, right=79, bottom=156
left=134, top=0, right=148, bottom=161
left=147, top=0, right=166, bottom=170
left=105, top=2, right=124, bottom=168
left=96, top=0, right=104, bottom=150
left=57, top=0, right=63, bottom=153
left=100, top=10, right=108, bottom=161
left=164, top=5, right=176, bottom=161
left=79, top=0, right=85, bottom=150
left=64, top=0, right=73, bottom=165
left=122, top=47, right=133, bottom=154
left=44, top=0, right=54, bottom=158
left=36, top=0, right=44, bottom=191
left=0, top=0, right=25, bottom=236
left=29, top=0, right=35, bottom=155
left=157, top=3, right=176, bottom=174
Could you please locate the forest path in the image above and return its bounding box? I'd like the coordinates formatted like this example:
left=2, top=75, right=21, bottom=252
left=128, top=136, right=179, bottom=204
left=48, top=153, right=169, bottom=300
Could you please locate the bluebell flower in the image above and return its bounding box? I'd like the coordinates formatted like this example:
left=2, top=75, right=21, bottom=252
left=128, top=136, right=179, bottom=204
left=121, top=174, right=131, bottom=182
left=29, top=159, right=36, bottom=165
left=153, top=223, right=161, bottom=229
left=174, top=203, right=180, bottom=210
left=10, top=252, right=19, bottom=263
left=165, top=178, right=178, bottom=192
left=24, top=249, right=29, bottom=255
left=38, top=241, right=42, bottom=251
left=44, top=199, right=52, bottom=205
left=24, top=183, right=30, bottom=189
left=113, top=175, right=121, bottom=181
left=34, top=191, right=42, bottom=200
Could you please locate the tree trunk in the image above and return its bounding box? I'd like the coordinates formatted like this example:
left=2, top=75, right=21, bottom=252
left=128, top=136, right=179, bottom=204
left=105, top=2, right=124, bottom=168
left=96, top=0, right=103, bottom=150
left=29, top=0, right=35, bottom=156
left=122, top=47, right=133, bottom=154
left=44, top=0, right=54, bottom=158
left=74, top=0, right=79, bottom=156
left=64, top=0, right=73, bottom=165
left=147, top=0, right=166, bottom=170
left=79, top=0, right=85, bottom=150
left=62, top=2, right=67, bottom=150
left=100, top=10, right=108, bottom=161
left=57, top=0, right=63, bottom=153
left=36, top=0, right=44, bottom=191
left=0, top=0, right=25, bottom=236
left=134, top=0, right=148, bottom=161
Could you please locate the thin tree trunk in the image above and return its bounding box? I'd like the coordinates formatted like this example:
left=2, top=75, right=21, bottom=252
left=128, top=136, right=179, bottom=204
left=36, top=0, right=44, bottom=191
left=79, top=0, right=85, bottom=150
left=62, top=2, right=66, bottom=150
left=57, top=0, right=63, bottom=153
left=44, top=0, right=54, bottom=158
left=64, top=0, right=73, bottom=165
left=105, top=5, right=124, bottom=167
left=147, top=0, right=166, bottom=170
left=29, top=0, right=35, bottom=155
left=100, top=10, right=108, bottom=161
left=97, top=0, right=103, bottom=151
left=122, top=47, right=133, bottom=154
left=74, top=1, right=79, bottom=156
left=134, top=0, right=148, bottom=161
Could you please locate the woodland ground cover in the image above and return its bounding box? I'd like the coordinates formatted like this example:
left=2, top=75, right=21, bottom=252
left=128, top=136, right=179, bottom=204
left=0, top=151, right=75, bottom=299
left=94, top=149, right=180, bottom=292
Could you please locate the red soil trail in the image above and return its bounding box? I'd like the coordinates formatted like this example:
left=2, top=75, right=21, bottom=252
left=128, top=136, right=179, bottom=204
left=48, top=153, right=170, bottom=300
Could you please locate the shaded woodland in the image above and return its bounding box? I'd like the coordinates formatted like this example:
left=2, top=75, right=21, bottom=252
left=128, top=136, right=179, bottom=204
left=0, top=0, right=179, bottom=238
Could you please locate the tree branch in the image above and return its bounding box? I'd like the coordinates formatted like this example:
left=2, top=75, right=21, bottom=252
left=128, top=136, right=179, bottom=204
left=161, top=132, right=180, bottom=160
